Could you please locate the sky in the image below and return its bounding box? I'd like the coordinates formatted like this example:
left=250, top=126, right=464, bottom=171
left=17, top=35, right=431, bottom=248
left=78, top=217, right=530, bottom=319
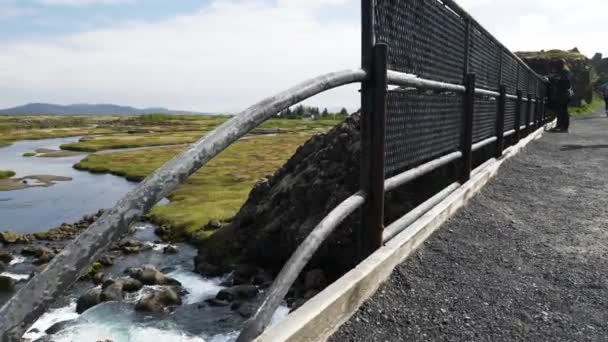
left=0, top=0, right=605, bottom=113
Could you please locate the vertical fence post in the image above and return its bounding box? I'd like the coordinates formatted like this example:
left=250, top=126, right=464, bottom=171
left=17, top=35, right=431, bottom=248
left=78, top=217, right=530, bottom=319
left=525, top=93, right=532, bottom=135
left=514, top=90, right=522, bottom=142
left=358, top=0, right=384, bottom=261
left=460, top=73, right=475, bottom=183
left=535, top=96, right=540, bottom=128
left=359, top=43, right=387, bottom=259
left=495, top=85, right=506, bottom=158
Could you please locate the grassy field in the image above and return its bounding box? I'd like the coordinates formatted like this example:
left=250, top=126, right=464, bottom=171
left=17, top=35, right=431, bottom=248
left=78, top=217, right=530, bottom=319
left=0, top=170, right=16, bottom=179
left=75, top=129, right=327, bottom=241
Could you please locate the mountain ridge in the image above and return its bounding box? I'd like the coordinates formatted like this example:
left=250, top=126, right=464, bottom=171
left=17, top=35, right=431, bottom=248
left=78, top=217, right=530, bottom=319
left=0, top=103, right=205, bottom=115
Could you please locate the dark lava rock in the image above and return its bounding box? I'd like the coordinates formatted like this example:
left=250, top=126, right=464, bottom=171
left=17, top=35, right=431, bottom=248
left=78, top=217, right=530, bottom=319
left=216, top=285, right=258, bottom=302
left=195, top=262, right=226, bottom=277
left=76, top=287, right=102, bottom=313
left=33, top=250, right=55, bottom=266
left=117, top=277, right=143, bottom=292
left=0, top=275, right=15, bottom=292
left=0, top=261, right=5, bottom=273
left=304, top=269, right=327, bottom=291
left=92, top=272, right=105, bottom=285
left=205, top=298, right=231, bottom=307
left=21, top=246, right=52, bottom=258
left=122, top=246, right=141, bottom=254
left=45, top=319, right=76, bottom=335
left=98, top=255, right=115, bottom=266
left=0, top=251, right=14, bottom=264
left=135, top=286, right=181, bottom=313
left=196, top=115, right=362, bottom=281
left=163, top=245, right=178, bottom=254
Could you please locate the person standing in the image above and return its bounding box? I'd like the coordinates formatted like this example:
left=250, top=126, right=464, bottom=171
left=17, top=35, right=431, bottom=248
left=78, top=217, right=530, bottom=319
left=553, top=59, right=572, bottom=132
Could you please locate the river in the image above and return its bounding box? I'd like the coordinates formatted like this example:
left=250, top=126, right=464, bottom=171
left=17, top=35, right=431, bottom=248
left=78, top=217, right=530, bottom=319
left=0, top=137, right=287, bottom=341
left=0, top=137, right=137, bottom=233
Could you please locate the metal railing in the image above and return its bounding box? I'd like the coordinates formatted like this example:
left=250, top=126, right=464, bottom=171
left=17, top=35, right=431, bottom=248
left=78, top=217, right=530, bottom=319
left=0, top=0, right=551, bottom=341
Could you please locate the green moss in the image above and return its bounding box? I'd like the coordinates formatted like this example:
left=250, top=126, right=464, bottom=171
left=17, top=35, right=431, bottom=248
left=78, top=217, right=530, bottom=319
left=22, top=152, right=36, bottom=157
left=0, top=170, right=16, bottom=179
left=86, top=262, right=104, bottom=277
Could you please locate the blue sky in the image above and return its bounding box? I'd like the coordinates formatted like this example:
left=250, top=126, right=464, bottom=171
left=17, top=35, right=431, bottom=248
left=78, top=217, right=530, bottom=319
left=0, top=0, right=604, bottom=112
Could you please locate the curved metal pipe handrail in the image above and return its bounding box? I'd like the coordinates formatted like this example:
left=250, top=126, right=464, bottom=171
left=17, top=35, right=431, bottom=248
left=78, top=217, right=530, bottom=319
left=387, top=70, right=466, bottom=93
left=239, top=149, right=463, bottom=341
left=236, top=191, right=367, bottom=342
left=385, top=151, right=463, bottom=193
left=382, top=182, right=460, bottom=243
left=472, top=136, right=497, bottom=152
left=0, top=68, right=367, bottom=340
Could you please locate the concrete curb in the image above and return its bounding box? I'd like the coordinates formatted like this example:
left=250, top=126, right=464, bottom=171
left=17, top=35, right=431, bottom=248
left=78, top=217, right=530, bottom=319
left=255, top=122, right=553, bottom=342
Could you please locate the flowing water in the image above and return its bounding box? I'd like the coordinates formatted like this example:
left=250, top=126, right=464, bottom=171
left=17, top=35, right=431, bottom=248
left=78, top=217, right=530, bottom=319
left=0, top=138, right=288, bottom=341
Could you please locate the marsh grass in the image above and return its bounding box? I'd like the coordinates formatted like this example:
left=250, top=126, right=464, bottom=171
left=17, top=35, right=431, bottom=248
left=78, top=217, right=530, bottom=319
left=75, top=131, right=321, bottom=240
left=0, top=170, right=16, bottom=179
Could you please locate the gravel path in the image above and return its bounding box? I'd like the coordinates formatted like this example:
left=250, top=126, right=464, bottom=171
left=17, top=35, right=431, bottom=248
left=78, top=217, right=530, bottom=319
left=331, top=111, right=608, bottom=341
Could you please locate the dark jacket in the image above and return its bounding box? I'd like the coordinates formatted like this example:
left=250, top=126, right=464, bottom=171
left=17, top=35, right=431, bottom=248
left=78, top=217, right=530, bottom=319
left=555, top=70, right=572, bottom=98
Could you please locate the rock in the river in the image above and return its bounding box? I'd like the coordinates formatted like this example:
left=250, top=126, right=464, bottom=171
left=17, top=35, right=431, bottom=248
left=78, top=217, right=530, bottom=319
left=215, top=285, right=258, bottom=302
left=33, top=250, right=55, bottom=266
left=45, top=319, right=76, bottom=335
left=0, top=275, right=15, bottom=292
left=117, top=277, right=143, bottom=292
left=121, top=246, right=141, bottom=254
left=98, top=255, right=114, bottom=267
left=100, top=281, right=124, bottom=302
left=0, top=231, right=21, bottom=244
left=0, top=261, right=6, bottom=273
left=76, top=287, right=102, bottom=313
left=21, top=246, right=52, bottom=258
left=0, top=251, right=14, bottom=264
left=126, top=265, right=181, bottom=286
left=205, top=298, right=231, bottom=307
left=135, top=287, right=181, bottom=313
left=92, top=272, right=105, bottom=285
left=163, top=245, right=178, bottom=254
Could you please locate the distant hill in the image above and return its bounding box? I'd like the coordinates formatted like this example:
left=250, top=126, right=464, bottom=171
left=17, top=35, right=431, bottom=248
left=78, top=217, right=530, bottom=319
left=0, top=103, right=203, bottom=115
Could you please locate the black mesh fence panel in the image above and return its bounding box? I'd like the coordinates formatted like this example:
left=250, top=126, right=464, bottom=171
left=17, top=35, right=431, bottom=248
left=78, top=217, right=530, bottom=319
left=501, top=52, right=519, bottom=94
left=374, top=0, right=466, bottom=85
left=469, top=26, right=500, bottom=90
left=504, top=98, right=517, bottom=130
left=472, top=96, right=497, bottom=142
left=385, top=90, right=462, bottom=177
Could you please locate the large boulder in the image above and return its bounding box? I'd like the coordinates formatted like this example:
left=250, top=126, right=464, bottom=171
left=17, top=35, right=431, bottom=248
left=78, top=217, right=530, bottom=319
left=0, top=231, right=21, bottom=244
left=126, top=265, right=180, bottom=286
left=100, top=281, right=124, bottom=302
left=135, top=287, right=181, bottom=313
left=76, top=287, right=102, bottom=313
left=0, top=251, right=14, bottom=264
left=215, top=285, right=258, bottom=302
left=0, top=275, right=15, bottom=292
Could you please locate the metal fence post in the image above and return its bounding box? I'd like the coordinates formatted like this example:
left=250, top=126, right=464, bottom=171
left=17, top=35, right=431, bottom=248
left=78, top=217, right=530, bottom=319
left=460, top=73, right=475, bottom=183
left=525, top=93, right=532, bottom=134
left=495, top=85, right=506, bottom=158
left=514, top=90, right=522, bottom=142
left=534, top=96, right=540, bottom=128
left=358, top=0, right=383, bottom=261
left=360, top=44, right=387, bottom=259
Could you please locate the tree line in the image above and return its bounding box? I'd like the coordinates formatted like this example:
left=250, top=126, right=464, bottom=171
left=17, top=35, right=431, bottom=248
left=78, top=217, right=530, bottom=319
left=277, top=105, right=349, bottom=120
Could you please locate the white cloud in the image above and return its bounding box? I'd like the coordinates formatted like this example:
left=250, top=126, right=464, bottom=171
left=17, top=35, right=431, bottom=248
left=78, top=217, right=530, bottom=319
left=35, top=0, right=136, bottom=5
left=0, top=0, right=360, bottom=111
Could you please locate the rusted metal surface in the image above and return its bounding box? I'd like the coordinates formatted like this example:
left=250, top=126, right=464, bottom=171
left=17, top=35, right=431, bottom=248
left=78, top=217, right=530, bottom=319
left=0, top=69, right=367, bottom=341
left=237, top=192, right=367, bottom=342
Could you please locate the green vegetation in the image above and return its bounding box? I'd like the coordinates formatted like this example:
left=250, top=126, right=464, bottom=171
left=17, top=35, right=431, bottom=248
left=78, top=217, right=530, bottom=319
left=570, top=95, right=604, bottom=116
left=0, top=170, right=16, bottom=179
left=22, top=152, right=36, bottom=157
left=517, top=49, right=587, bottom=61
left=75, top=131, right=321, bottom=241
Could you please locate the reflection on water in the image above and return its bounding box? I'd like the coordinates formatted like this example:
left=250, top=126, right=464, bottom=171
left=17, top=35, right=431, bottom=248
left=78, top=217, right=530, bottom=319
left=0, top=137, right=137, bottom=233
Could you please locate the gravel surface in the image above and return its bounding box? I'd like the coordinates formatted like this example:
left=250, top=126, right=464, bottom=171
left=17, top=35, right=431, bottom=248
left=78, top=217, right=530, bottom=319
left=331, top=111, right=608, bottom=342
